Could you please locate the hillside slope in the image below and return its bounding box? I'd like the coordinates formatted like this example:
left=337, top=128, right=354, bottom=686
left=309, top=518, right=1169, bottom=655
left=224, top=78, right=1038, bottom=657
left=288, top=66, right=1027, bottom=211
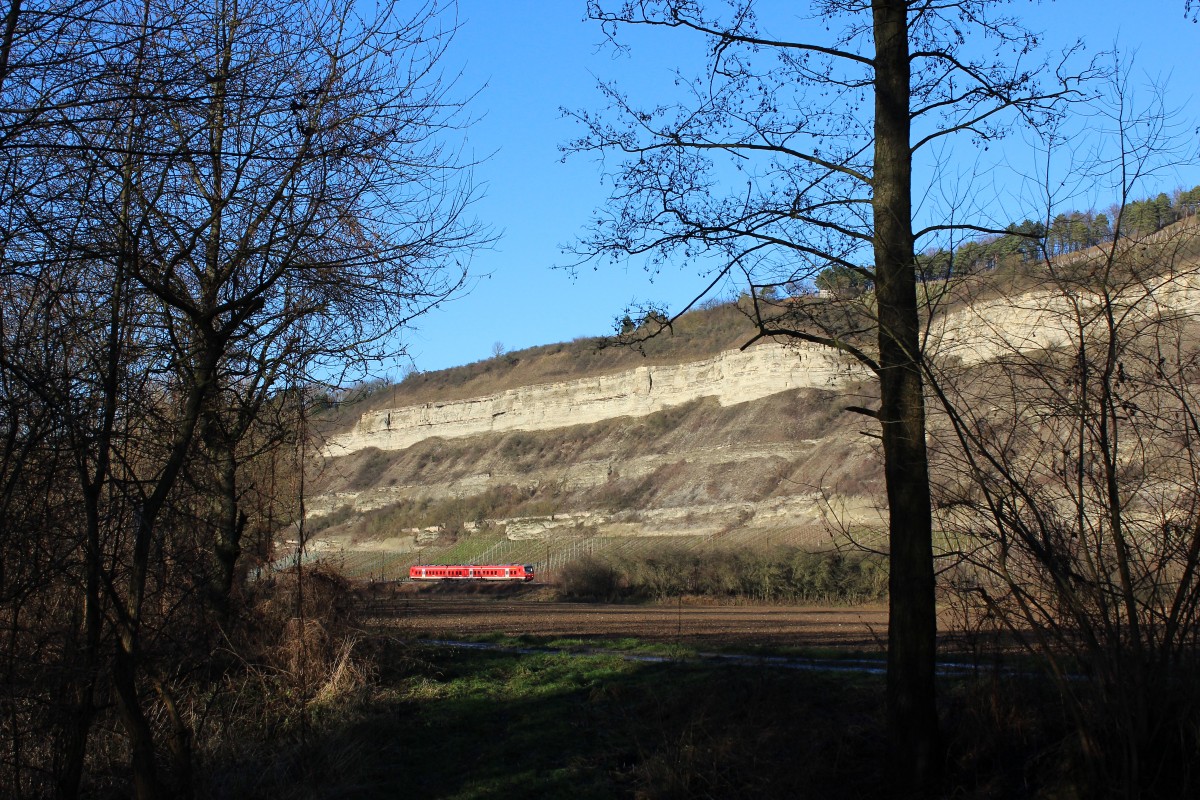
left=308, top=383, right=883, bottom=578
left=305, top=234, right=1200, bottom=580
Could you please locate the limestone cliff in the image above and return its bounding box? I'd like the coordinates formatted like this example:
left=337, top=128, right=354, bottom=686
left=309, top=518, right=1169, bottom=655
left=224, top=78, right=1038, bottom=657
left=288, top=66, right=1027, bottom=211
left=306, top=261, right=1200, bottom=578
left=325, top=341, right=867, bottom=456
left=329, top=268, right=1200, bottom=459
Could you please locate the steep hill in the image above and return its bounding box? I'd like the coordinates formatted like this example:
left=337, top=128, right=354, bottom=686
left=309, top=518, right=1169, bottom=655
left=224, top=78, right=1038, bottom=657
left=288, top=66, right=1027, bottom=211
left=304, top=224, right=1200, bottom=581
left=305, top=316, right=886, bottom=579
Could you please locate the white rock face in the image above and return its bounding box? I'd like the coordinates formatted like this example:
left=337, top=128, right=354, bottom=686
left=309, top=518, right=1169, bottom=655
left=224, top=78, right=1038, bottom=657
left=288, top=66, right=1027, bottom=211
left=325, top=342, right=866, bottom=456
left=931, top=271, right=1200, bottom=366
left=325, top=263, right=1200, bottom=459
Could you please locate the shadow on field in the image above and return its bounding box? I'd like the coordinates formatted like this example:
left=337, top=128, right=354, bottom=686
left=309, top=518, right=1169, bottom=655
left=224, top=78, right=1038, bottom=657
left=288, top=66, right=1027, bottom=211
left=202, top=643, right=890, bottom=799
left=201, top=638, right=1071, bottom=800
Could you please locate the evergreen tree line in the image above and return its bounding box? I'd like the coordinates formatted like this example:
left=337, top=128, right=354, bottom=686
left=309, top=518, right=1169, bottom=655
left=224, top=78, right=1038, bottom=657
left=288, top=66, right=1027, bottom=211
left=816, top=185, right=1200, bottom=292
left=925, top=186, right=1200, bottom=276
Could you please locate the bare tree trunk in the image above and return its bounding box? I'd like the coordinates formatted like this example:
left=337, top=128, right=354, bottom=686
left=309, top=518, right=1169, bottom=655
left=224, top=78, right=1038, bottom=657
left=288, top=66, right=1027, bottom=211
left=116, top=352, right=216, bottom=800
left=112, top=640, right=163, bottom=800
left=56, top=695, right=92, bottom=800
left=211, top=434, right=245, bottom=620
left=55, top=513, right=101, bottom=800
left=872, top=1, right=940, bottom=791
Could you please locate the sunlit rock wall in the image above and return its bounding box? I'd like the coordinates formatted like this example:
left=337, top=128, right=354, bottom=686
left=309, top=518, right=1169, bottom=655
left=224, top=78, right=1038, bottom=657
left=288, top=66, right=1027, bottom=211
left=326, top=263, right=1200, bottom=458
left=325, top=342, right=866, bottom=455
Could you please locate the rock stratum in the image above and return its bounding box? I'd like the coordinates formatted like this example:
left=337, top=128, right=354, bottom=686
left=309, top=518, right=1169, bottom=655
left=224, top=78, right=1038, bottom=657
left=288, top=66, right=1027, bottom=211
left=329, top=269, right=1200, bottom=459
left=325, top=341, right=868, bottom=456
left=308, top=254, right=1200, bottom=576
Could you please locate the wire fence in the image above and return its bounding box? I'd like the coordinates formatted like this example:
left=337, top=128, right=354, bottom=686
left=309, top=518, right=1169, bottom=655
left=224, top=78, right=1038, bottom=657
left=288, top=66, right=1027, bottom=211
left=263, top=513, right=863, bottom=585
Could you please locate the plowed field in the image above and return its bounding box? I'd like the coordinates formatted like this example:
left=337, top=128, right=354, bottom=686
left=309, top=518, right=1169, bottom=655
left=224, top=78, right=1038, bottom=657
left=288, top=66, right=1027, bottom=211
left=363, top=595, right=890, bottom=650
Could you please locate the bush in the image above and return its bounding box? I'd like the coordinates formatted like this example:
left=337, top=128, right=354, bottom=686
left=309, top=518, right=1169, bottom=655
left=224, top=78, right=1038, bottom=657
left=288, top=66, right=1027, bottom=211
left=349, top=447, right=394, bottom=490
left=558, top=556, right=624, bottom=601
left=557, top=545, right=888, bottom=604
left=196, top=564, right=393, bottom=798
left=306, top=505, right=355, bottom=535
left=330, top=483, right=568, bottom=542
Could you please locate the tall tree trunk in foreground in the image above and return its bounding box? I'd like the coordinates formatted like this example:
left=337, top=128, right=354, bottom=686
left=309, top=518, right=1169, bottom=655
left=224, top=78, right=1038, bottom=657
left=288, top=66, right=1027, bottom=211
left=872, top=1, right=939, bottom=789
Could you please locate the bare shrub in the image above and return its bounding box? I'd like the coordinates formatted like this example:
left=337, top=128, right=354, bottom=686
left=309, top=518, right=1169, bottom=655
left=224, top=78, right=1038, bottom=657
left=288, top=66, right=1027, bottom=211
left=928, top=107, right=1200, bottom=795
left=557, top=545, right=887, bottom=604
left=559, top=556, right=624, bottom=602
left=193, top=565, right=383, bottom=794
left=349, top=449, right=396, bottom=491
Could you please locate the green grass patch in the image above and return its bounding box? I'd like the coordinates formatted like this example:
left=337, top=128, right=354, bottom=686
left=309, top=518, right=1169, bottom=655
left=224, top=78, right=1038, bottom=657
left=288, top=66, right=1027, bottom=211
left=201, top=630, right=1095, bottom=799
left=451, top=632, right=893, bottom=667
left=350, top=642, right=888, bottom=800
left=456, top=632, right=700, bottom=660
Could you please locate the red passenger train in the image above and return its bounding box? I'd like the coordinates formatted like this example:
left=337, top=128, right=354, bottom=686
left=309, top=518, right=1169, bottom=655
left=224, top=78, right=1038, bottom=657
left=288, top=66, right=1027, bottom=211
left=408, top=564, right=536, bottom=582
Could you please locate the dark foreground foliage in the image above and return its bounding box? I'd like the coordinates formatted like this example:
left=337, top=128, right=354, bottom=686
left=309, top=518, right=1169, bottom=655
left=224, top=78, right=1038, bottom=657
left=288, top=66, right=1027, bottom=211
left=190, top=628, right=1189, bottom=800
left=22, top=565, right=1193, bottom=799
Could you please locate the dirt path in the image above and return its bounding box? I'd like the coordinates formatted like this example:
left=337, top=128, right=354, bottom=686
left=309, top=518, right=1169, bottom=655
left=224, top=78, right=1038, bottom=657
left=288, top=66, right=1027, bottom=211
left=363, top=596, right=890, bottom=650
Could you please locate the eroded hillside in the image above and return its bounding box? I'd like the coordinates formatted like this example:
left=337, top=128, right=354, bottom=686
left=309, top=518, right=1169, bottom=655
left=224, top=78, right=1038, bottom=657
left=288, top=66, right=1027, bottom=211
left=304, top=234, right=1200, bottom=579
left=308, top=383, right=884, bottom=575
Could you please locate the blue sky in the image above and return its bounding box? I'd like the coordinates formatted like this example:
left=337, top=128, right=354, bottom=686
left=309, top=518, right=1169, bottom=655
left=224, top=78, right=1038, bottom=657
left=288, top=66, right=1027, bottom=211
left=394, top=1, right=1200, bottom=376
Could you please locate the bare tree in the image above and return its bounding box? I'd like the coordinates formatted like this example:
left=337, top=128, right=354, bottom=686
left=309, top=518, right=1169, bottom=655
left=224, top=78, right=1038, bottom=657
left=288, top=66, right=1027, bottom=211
left=565, top=0, right=1086, bottom=789
left=926, top=72, right=1200, bottom=798
left=0, top=0, right=482, bottom=797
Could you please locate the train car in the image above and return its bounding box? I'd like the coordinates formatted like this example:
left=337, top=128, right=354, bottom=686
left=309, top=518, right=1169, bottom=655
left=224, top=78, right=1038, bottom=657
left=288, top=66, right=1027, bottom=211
left=408, top=564, right=535, bottom=582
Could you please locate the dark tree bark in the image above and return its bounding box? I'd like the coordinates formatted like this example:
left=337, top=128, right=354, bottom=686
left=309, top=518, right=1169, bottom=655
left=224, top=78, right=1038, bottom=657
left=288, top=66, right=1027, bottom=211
left=569, top=1, right=1086, bottom=792
left=871, top=3, right=940, bottom=787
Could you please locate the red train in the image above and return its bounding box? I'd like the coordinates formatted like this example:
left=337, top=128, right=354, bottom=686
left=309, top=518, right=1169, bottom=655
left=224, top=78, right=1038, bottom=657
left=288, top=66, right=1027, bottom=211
left=408, top=564, right=536, bottom=582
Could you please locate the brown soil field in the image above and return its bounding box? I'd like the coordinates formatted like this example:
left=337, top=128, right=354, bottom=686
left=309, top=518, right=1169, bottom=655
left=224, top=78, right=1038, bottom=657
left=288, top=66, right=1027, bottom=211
left=361, top=595, right=891, bottom=650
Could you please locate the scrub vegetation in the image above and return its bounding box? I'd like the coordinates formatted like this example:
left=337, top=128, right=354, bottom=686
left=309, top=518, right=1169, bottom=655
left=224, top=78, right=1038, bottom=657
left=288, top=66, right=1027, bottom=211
left=558, top=546, right=888, bottom=604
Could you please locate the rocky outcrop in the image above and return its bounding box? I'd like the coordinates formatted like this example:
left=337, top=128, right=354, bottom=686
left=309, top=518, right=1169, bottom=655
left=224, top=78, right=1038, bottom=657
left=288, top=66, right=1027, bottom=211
left=930, top=271, right=1200, bottom=365
left=326, top=341, right=866, bottom=455
left=326, top=267, right=1200, bottom=460
left=304, top=250, right=1200, bottom=570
